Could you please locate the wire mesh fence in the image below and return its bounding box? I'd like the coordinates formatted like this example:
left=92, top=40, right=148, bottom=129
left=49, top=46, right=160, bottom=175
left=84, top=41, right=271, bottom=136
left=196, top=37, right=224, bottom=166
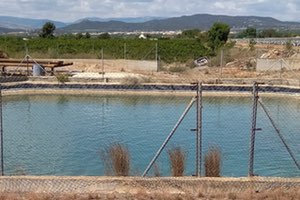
left=0, top=80, right=298, bottom=179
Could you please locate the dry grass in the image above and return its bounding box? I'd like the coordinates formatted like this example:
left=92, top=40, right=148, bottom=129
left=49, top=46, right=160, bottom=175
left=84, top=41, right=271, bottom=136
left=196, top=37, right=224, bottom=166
left=153, top=163, right=161, bottom=177
left=204, top=147, right=221, bottom=177
left=167, top=147, right=186, bottom=177
left=101, top=143, right=130, bottom=176
left=121, top=76, right=141, bottom=85
left=0, top=188, right=299, bottom=200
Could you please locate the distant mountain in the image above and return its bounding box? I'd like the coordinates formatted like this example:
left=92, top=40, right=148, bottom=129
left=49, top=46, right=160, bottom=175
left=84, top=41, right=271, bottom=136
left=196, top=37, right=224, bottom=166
left=61, top=14, right=300, bottom=33
left=1, top=14, right=300, bottom=34
left=0, top=26, right=23, bottom=33
left=0, top=16, right=67, bottom=31
left=74, top=16, right=165, bottom=23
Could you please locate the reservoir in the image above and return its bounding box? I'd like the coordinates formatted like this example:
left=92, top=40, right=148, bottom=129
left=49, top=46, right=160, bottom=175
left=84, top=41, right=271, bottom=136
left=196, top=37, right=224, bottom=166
left=2, top=93, right=300, bottom=177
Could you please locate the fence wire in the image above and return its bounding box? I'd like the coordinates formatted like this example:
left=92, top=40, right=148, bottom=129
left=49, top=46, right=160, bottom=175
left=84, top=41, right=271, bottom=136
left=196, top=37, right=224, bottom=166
left=0, top=73, right=299, bottom=197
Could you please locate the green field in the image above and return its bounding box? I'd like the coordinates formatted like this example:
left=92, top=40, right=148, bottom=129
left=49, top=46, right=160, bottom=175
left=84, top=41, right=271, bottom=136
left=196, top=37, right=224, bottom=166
left=0, top=36, right=211, bottom=63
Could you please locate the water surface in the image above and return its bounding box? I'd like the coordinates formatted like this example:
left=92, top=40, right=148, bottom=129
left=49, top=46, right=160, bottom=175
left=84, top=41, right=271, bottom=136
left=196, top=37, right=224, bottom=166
left=3, top=94, right=300, bottom=177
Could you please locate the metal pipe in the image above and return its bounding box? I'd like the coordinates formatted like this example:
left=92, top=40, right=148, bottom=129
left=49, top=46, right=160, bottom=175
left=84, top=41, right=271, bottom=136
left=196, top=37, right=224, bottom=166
left=101, top=48, right=104, bottom=79
left=220, top=48, right=223, bottom=80
left=249, top=82, right=259, bottom=176
left=155, top=43, right=158, bottom=67
left=258, top=99, right=300, bottom=170
left=142, top=97, right=196, bottom=177
left=196, top=82, right=203, bottom=176
left=124, top=43, right=126, bottom=60
left=0, top=85, right=3, bottom=175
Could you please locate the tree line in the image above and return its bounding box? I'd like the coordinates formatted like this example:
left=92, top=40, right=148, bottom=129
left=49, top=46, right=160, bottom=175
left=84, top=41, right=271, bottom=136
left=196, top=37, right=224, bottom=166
left=236, top=27, right=300, bottom=38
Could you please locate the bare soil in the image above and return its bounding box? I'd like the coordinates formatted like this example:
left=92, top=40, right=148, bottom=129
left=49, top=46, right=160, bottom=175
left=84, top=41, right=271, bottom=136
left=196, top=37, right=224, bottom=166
left=0, top=176, right=299, bottom=200
left=51, top=44, right=300, bottom=85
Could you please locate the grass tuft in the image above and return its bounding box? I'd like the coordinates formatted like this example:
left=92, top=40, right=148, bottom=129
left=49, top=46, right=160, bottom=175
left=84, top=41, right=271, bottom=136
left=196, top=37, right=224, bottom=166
left=55, top=73, right=69, bottom=83
left=167, top=147, right=186, bottom=177
left=204, top=147, right=221, bottom=177
left=101, top=143, right=130, bottom=176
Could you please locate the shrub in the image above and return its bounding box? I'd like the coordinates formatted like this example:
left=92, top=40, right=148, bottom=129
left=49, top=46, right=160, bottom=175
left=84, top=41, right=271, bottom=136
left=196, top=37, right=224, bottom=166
left=168, top=66, right=186, bottom=73
left=56, top=73, right=69, bottom=83
left=101, top=143, right=130, bottom=176
left=122, top=76, right=141, bottom=85
left=204, top=147, right=221, bottom=177
left=167, top=147, right=186, bottom=177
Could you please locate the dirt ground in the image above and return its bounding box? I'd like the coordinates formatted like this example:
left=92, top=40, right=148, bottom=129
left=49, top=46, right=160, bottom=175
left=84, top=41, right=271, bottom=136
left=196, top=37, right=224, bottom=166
left=0, top=176, right=299, bottom=200
left=48, top=43, right=300, bottom=86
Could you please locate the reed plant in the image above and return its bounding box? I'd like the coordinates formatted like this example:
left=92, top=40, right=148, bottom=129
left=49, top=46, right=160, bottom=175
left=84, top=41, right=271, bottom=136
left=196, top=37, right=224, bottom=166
left=101, top=143, right=130, bottom=176
left=204, top=147, right=221, bottom=177
left=167, top=146, right=186, bottom=177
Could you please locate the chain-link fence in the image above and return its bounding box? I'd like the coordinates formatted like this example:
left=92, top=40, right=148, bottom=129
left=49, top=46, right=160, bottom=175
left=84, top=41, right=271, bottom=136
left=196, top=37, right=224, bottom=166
left=0, top=80, right=298, bottom=179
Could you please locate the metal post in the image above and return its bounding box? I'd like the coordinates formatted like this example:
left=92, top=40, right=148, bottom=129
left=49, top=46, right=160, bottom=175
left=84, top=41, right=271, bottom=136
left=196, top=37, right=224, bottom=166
left=25, top=43, right=29, bottom=76
left=124, top=43, right=126, bottom=60
left=0, top=85, right=3, bottom=175
left=155, top=43, right=158, bottom=71
left=101, top=48, right=104, bottom=79
left=280, top=59, right=283, bottom=84
left=220, top=48, right=223, bottom=80
left=196, top=82, right=203, bottom=176
left=26, top=55, right=29, bottom=76
left=249, top=82, right=259, bottom=176
left=142, top=97, right=196, bottom=177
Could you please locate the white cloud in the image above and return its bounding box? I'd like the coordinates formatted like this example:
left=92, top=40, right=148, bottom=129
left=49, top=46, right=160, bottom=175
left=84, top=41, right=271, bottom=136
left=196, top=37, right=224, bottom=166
left=1, top=0, right=299, bottom=22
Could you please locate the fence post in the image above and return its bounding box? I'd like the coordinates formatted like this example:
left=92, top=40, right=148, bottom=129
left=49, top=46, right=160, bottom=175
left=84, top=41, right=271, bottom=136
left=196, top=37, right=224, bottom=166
left=0, top=84, right=3, bottom=176
left=249, top=82, right=259, bottom=176
left=196, top=82, right=203, bottom=176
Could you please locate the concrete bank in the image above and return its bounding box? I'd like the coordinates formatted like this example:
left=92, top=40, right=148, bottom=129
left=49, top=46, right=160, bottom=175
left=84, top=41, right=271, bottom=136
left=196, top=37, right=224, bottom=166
left=0, top=176, right=299, bottom=194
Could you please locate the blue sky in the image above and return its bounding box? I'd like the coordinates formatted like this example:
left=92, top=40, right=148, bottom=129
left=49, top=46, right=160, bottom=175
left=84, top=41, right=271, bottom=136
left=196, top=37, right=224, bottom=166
left=2, top=0, right=300, bottom=22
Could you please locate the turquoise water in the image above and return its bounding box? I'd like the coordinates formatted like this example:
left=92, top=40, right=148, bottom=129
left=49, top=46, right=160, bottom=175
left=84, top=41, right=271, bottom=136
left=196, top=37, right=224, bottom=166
left=3, top=94, right=300, bottom=177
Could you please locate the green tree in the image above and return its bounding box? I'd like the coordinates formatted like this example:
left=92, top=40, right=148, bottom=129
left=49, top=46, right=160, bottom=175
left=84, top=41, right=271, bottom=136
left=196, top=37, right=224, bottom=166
left=258, top=29, right=278, bottom=38
left=85, top=32, right=91, bottom=39
left=242, top=27, right=257, bottom=38
left=76, top=33, right=83, bottom=39
left=208, top=22, right=230, bottom=53
left=98, top=32, right=111, bottom=39
left=39, top=22, right=56, bottom=38
left=181, top=29, right=201, bottom=38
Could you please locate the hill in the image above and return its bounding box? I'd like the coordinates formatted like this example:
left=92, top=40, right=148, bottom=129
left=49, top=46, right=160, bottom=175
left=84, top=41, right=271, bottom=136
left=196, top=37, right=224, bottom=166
left=0, top=16, right=164, bottom=33
left=61, top=14, right=300, bottom=32
left=1, top=14, right=300, bottom=34
left=0, top=16, right=67, bottom=32
left=0, top=26, right=23, bottom=33
left=74, top=16, right=164, bottom=23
